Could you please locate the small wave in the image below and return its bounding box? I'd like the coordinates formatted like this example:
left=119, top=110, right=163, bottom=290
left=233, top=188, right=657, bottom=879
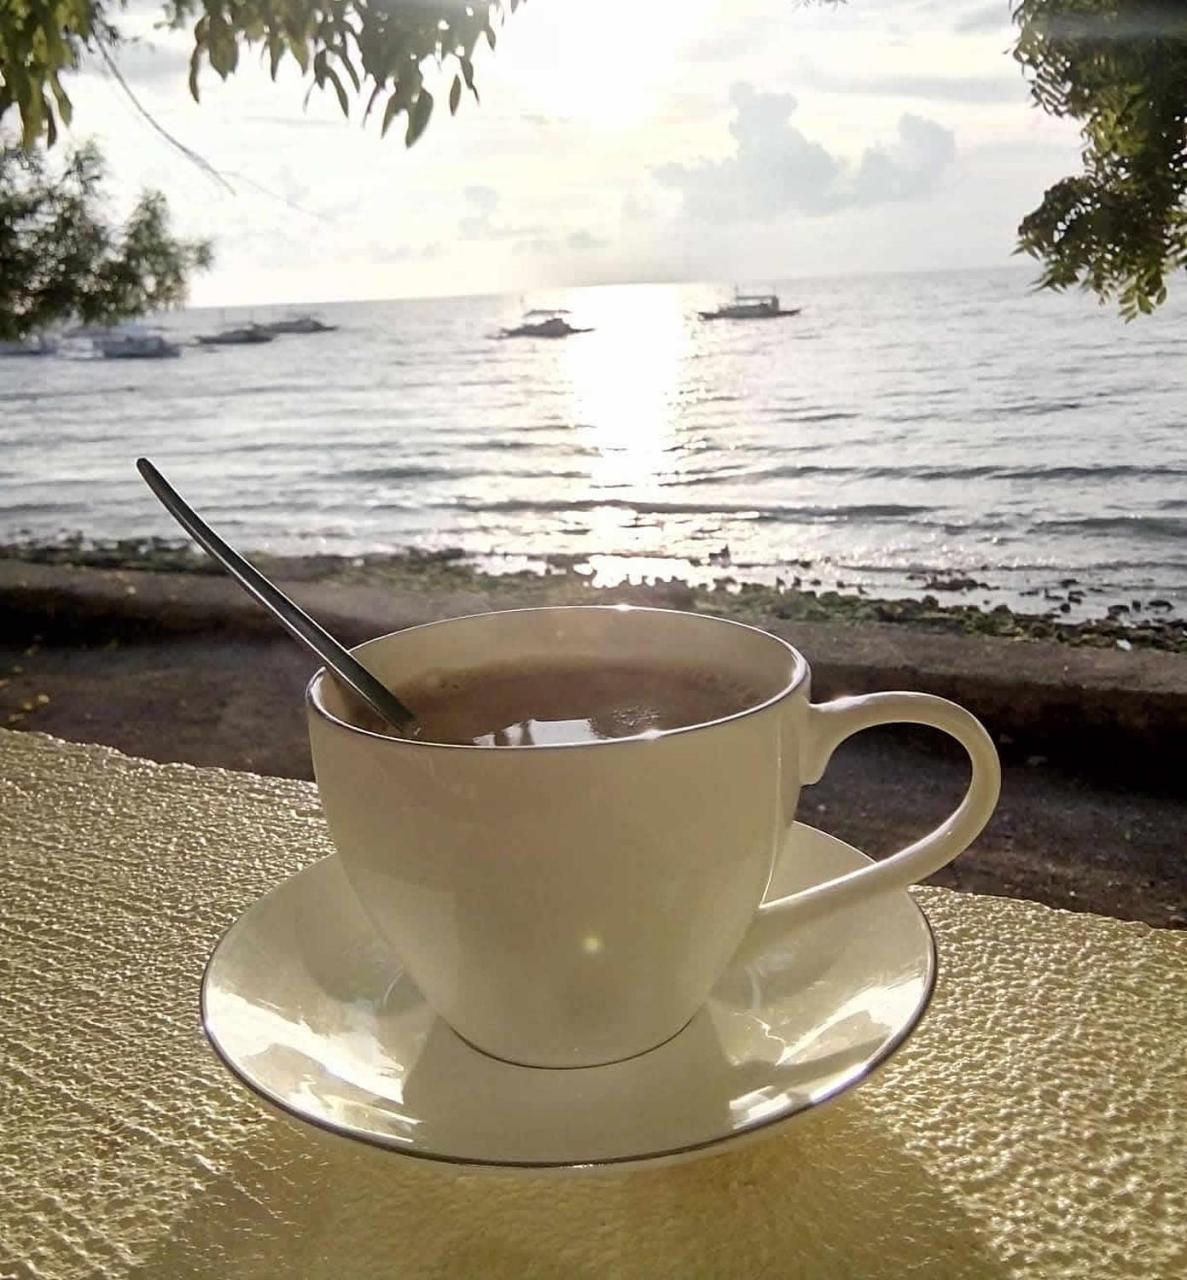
left=660, top=468, right=775, bottom=486
left=877, top=411, right=937, bottom=424
left=196, top=380, right=305, bottom=398
left=900, top=465, right=1004, bottom=480
left=992, top=399, right=1084, bottom=416
left=467, top=439, right=600, bottom=457
left=479, top=439, right=540, bottom=451
left=1035, top=515, right=1187, bottom=541
left=442, top=497, right=931, bottom=520
left=339, top=464, right=460, bottom=482
left=998, top=464, right=1187, bottom=481
left=501, top=469, right=591, bottom=481
left=6, top=432, right=125, bottom=448
left=735, top=461, right=1184, bottom=484
left=677, top=439, right=771, bottom=457
left=1081, top=559, right=1187, bottom=572
left=753, top=502, right=930, bottom=522
left=0, top=501, right=92, bottom=515
left=1, top=384, right=138, bottom=406
left=776, top=410, right=860, bottom=424
left=722, top=463, right=836, bottom=482
left=492, top=422, right=578, bottom=435
left=752, top=462, right=971, bottom=482
left=216, top=439, right=312, bottom=455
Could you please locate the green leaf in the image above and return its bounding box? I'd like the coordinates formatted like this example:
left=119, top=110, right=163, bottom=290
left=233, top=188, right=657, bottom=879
left=405, top=88, right=433, bottom=146
left=47, top=71, right=71, bottom=127
left=324, top=65, right=350, bottom=118
left=288, top=33, right=310, bottom=75
left=0, top=0, right=523, bottom=152
left=267, top=35, right=284, bottom=80
left=381, top=92, right=402, bottom=138
left=188, top=47, right=202, bottom=102
left=20, top=81, right=45, bottom=148
left=338, top=47, right=361, bottom=94
left=363, top=83, right=384, bottom=123
left=460, top=55, right=479, bottom=103
left=207, top=17, right=239, bottom=78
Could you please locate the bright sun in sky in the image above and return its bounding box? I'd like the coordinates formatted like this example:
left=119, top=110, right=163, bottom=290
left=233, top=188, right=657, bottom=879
left=66, top=0, right=1080, bottom=305
left=493, top=0, right=714, bottom=126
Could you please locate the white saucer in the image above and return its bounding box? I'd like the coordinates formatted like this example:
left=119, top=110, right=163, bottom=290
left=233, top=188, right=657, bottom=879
left=202, top=823, right=936, bottom=1171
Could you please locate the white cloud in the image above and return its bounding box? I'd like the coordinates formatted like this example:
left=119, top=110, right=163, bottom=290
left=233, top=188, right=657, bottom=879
left=622, top=192, right=655, bottom=222
left=655, top=83, right=956, bottom=222
left=851, top=113, right=957, bottom=203
left=458, top=184, right=501, bottom=238
left=802, top=68, right=1025, bottom=104
left=38, top=0, right=1080, bottom=304
left=102, top=40, right=191, bottom=85
left=681, top=18, right=775, bottom=63
left=464, top=185, right=499, bottom=217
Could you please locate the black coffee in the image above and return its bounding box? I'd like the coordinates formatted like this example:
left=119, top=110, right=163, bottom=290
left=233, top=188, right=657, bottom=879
left=352, top=660, right=765, bottom=745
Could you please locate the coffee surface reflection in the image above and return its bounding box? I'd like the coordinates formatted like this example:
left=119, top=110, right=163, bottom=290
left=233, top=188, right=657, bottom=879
left=348, top=660, right=767, bottom=745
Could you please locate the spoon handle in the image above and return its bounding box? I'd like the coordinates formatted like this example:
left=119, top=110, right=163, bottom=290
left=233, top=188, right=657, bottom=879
left=136, top=458, right=414, bottom=732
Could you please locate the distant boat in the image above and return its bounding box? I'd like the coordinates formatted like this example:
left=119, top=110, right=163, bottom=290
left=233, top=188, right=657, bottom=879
left=197, top=323, right=275, bottom=346
left=56, top=324, right=179, bottom=359
left=261, top=313, right=338, bottom=335
left=97, top=326, right=180, bottom=359
left=698, top=292, right=801, bottom=321
left=0, top=334, right=57, bottom=357
left=499, top=309, right=593, bottom=339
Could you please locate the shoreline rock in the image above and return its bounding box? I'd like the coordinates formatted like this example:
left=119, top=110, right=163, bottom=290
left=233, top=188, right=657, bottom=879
left=2, top=538, right=1183, bottom=654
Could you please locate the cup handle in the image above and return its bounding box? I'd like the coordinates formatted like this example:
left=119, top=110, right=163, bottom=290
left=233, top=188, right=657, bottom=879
left=738, top=692, right=1000, bottom=961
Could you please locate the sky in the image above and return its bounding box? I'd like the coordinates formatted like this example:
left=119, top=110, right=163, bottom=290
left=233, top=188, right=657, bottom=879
left=59, top=0, right=1082, bottom=306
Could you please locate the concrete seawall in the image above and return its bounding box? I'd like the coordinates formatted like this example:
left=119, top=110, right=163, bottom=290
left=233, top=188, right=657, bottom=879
left=4, top=558, right=1183, bottom=773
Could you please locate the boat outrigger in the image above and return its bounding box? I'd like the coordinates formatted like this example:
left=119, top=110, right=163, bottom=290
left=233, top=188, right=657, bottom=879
left=197, top=323, right=275, bottom=346
left=261, top=313, right=338, bottom=335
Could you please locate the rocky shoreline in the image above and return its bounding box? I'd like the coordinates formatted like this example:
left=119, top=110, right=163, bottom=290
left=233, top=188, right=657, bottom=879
left=4, top=536, right=1185, bottom=653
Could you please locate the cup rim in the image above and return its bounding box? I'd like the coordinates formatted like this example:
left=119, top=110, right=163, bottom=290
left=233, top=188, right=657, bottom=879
left=306, top=604, right=809, bottom=751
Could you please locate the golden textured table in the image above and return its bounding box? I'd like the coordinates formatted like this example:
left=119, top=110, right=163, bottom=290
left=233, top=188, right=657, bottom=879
left=1, top=729, right=1184, bottom=1279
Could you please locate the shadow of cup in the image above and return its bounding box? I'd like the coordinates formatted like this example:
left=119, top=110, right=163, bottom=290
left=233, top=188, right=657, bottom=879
left=129, top=1085, right=1006, bottom=1280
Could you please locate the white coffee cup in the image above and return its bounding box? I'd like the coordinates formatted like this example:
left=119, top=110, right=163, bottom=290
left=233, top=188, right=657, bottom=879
left=307, top=606, right=999, bottom=1068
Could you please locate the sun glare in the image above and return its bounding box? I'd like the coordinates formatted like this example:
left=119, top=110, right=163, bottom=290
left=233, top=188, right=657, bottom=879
left=498, top=0, right=713, bottom=127
left=558, top=284, right=692, bottom=553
